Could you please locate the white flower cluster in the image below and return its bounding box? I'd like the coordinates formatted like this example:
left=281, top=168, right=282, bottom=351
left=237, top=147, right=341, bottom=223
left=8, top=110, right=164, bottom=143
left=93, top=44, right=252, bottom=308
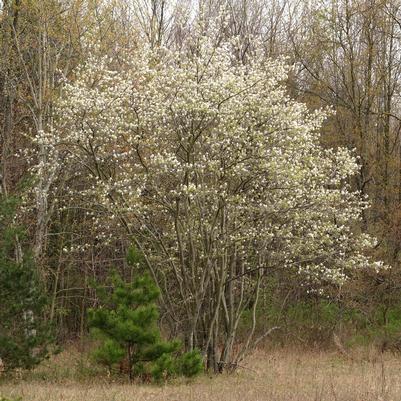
left=36, top=30, right=386, bottom=293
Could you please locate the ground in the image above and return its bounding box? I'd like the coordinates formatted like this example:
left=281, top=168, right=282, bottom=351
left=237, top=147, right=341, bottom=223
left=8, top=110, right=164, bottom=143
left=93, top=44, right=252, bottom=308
left=1, top=346, right=400, bottom=401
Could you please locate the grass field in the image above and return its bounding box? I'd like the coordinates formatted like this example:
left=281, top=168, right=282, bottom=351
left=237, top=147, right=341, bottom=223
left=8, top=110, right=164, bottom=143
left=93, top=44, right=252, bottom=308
left=1, top=346, right=401, bottom=401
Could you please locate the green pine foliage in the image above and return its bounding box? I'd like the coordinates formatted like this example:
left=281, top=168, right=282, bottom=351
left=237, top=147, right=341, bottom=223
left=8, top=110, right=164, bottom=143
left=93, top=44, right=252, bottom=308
left=176, top=350, right=204, bottom=377
left=0, top=195, right=53, bottom=372
left=88, top=248, right=203, bottom=382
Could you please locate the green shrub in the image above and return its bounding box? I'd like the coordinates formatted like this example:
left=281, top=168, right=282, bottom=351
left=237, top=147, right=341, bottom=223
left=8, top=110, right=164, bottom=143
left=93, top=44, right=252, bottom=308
left=0, top=195, right=53, bottom=372
left=88, top=247, right=203, bottom=382
left=177, top=350, right=204, bottom=377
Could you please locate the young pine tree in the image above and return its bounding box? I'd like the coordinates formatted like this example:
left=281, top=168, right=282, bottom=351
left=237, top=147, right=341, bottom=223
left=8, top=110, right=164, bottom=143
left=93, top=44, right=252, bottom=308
left=0, top=195, right=53, bottom=372
left=88, top=248, right=203, bottom=382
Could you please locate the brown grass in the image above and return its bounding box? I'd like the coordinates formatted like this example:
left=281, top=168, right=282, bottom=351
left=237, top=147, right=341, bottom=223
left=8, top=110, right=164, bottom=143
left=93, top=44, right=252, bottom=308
left=1, top=346, right=401, bottom=401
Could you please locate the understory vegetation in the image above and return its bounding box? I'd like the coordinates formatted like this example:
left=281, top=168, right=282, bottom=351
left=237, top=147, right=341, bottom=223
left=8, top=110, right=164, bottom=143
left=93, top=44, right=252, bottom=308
left=2, top=347, right=401, bottom=401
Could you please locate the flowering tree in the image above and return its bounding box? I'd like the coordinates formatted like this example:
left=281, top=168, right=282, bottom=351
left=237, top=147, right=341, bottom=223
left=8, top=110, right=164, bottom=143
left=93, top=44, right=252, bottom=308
left=41, top=31, right=384, bottom=371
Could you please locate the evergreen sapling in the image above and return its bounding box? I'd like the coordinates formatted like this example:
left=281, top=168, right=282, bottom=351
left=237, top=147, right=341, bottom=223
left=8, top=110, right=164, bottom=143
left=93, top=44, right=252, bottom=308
left=0, top=195, right=53, bottom=372
left=88, top=248, right=203, bottom=382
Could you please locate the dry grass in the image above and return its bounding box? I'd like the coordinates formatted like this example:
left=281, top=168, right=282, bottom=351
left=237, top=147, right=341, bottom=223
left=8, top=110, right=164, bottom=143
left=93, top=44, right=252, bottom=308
left=1, top=346, right=401, bottom=401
